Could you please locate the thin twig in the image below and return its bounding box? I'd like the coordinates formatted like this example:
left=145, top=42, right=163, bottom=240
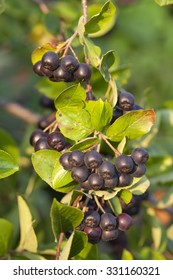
left=63, top=30, right=78, bottom=56
left=101, top=133, right=121, bottom=157
left=55, top=232, right=64, bottom=260
left=94, top=195, right=105, bottom=214
left=82, top=0, right=88, bottom=24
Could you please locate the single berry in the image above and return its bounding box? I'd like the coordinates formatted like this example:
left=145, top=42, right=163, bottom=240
left=60, top=55, right=79, bottom=73
left=84, top=150, right=102, bottom=169
left=104, top=175, right=119, bottom=189
left=131, top=148, right=149, bottom=164
left=34, top=137, right=50, bottom=151
left=40, top=65, right=53, bottom=77
left=118, top=91, right=135, bottom=111
left=100, top=213, right=117, bottom=231
left=53, top=66, right=73, bottom=82
left=84, top=226, right=102, bottom=244
left=98, top=161, right=116, bottom=179
left=88, top=173, right=104, bottom=190
left=101, top=229, right=119, bottom=242
left=131, top=104, right=143, bottom=110
left=30, top=129, right=47, bottom=146
left=118, top=173, right=133, bottom=187
left=80, top=179, right=91, bottom=191
left=33, top=61, right=44, bottom=76
left=39, top=95, right=55, bottom=110
left=117, top=213, right=132, bottom=231
left=41, top=51, right=59, bottom=71
left=71, top=166, right=90, bottom=182
left=47, top=131, right=66, bottom=151
left=68, top=150, right=84, bottom=167
left=111, top=106, right=123, bottom=123
left=37, top=113, right=56, bottom=130
left=115, top=154, right=135, bottom=174
left=84, top=211, right=101, bottom=228
left=73, top=63, right=92, bottom=82
left=131, top=164, right=146, bottom=178
left=59, top=152, right=72, bottom=170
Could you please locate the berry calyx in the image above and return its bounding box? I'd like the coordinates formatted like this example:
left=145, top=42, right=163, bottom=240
left=60, top=55, right=79, bottom=73
left=84, top=150, right=102, bottom=169
left=47, top=131, right=66, bottom=151
left=115, top=154, right=135, bottom=174
left=118, top=91, right=135, bottom=111
left=98, top=161, right=116, bottom=179
left=68, top=150, right=84, bottom=167
left=84, top=211, right=100, bottom=228
left=100, top=213, right=117, bottom=231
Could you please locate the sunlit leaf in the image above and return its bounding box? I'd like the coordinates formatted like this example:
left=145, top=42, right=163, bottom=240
left=0, top=218, right=13, bottom=257
left=0, top=150, right=19, bottom=179
left=155, top=0, right=173, bottom=6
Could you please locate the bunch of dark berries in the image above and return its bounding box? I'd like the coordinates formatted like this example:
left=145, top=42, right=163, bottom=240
left=59, top=148, right=149, bottom=189
left=33, top=51, right=92, bottom=83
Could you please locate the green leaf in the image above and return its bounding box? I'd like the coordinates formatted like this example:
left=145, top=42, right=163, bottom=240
left=85, top=0, right=116, bottom=35
left=128, top=176, right=150, bottom=195
left=17, top=196, right=38, bottom=253
left=85, top=99, right=113, bottom=131
left=121, top=249, right=133, bottom=260
left=50, top=199, right=84, bottom=241
left=155, top=0, right=173, bottom=6
left=118, top=189, right=132, bottom=204
left=109, top=196, right=122, bottom=215
left=31, top=150, right=60, bottom=186
left=52, top=160, right=74, bottom=191
left=156, top=186, right=173, bottom=208
left=61, top=190, right=84, bottom=206
left=0, top=218, right=13, bottom=257
left=106, top=109, right=156, bottom=142
left=100, top=50, right=116, bottom=82
left=60, top=230, right=87, bottom=260
left=36, top=79, right=67, bottom=99
left=0, top=150, right=19, bottom=179
left=74, top=242, right=98, bottom=260
left=0, top=0, right=6, bottom=14
left=117, top=137, right=126, bottom=154
left=135, top=247, right=166, bottom=260
left=83, top=36, right=101, bottom=68
left=0, top=129, right=19, bottom=162
left=70, top=137, right=99, bottom=152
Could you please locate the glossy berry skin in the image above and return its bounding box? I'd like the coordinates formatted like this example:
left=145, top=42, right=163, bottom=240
left=73, top=63, right=92, bottom=82
left=37, top=113, right=56, bottom=130
left=39, top=95, right=55, bottom=110
left=88, top=173, right=104, bottom=190
left=71, top=166, right=90, bottom=183
left=59, top=152, right=72, bottom=170
left=30, top=129, right=47, bottom=146
left=84, top=211, right=100, bottom=228
left=47, top=131, right=66, bottom=151
left=41, top=51, right=59, bottom=71
left=100, top=213, right=117, bottom=231
left=115, top=155, right=135, bottom=174
left=131, top=164, right=146, bottom=178
left=33, top=61, right=44, bottom=76
left=84, top=226, right=102, bottom=244
left=84, top=150, right=102, bottom=169
left=80, top=179, right=91, bottom=191
left=118, top=173, right=133, bottom=187
left=40, top=65, right=53, bottom=77
left=60, top=55, right=79, bottom=73
left=68, top=150, right=84, bottom=167
left=53, top=66, right=73, bottom=82
left=101, top=229, right=119, bottom=242
left=34, top=137, right=50, bottom=151
left=117, top=213, right=132, bottom=231
left=111, top=106, right=123, bottom=124
left=131, top=148, right=149, bottom=164
left=131, top=104, right=143, bottom=110
left=104, top=175, right=119, bottom=189
left=118, top=91, right=135, bottom=111
left=98, top=161, right=116, bottom=179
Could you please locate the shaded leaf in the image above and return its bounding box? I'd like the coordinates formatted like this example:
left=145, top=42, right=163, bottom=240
left=83, top=36, right=101, bottom=68
left=74, top=242, right=98, bottom=260
left=0, top=150, right=19, bottom=179
left=0, top=0, right=6, bottom=14
left=100, top=50, right=116, bottom=82
left=36, top=79, right=67, bottom=99
left=109, top=196, right=122, bottom=215
left=156, top=186, right=173, bottom=208
left=134, top=247, right=166, bottom=260
left=0, top=129, right=19, bottom=162
left=70, top=137, right=99, bottom=152
left=121, top=249, right=133, bottom=260
left=0, top=218, right=13, bottom=257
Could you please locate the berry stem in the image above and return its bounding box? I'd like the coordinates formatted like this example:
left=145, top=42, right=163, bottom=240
left=100, top=133, right=121, bottom=157
left=94, top=195, right=106, bottom=214
left=63, top=30, right=78, bottom=56
left=43, top=118, right=57, bottom=133
left=82, top=0, right=88, bottom=24
left=55, top=232, right=64, bottom=260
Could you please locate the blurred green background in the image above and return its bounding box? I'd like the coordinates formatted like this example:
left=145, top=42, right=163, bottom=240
left=0, top=0, right=173, bottom=259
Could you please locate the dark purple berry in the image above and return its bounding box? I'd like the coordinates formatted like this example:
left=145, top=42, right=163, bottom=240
left=84, top=150, right=102, bottom=169
left=39, top=95, right=55, bottom=110
left=118, top=91, right=135, bottom=111
left=117, top=213, right=132, bottom=231
left=115, top=155, right=135, bottom=174
left=59, top=152, right=72, bottom=170
left=118, top=173, right=133, bottom=187
left=71, top=166, right=90, bottom=183
left=84, top=211, right=100, bottom=228
left=69, top=150, right=84, bottom=167
left=131, top=164, right=146, bottom=178
left=100, top=213, right=117, bottom=231
left=131, top=148, right=149, bottom=164
left=33, top=60, right=44, bottom=76
left=80, top=179, right=91, bottom=191
left=60, top=55, right=79, bottom=73
left=73, top=63, right=92, bottom=82
left=53, top=66, right=73, bottom=82
left=104, top=175, right=119, bottom=189
left=47, top=131, right=66, bottom=151
left=41, top=51, right=59, bottom=71
left=111, top=106, right=123, bottom=123
left=131, top=104, right=143, bottom=110
left=40, top=65, right=53, bottom=77
left=84, top=226, right=102, bottom=244
left=37, top=113, right=56, bottom=130
left=30, top=129, right=47, bottom=146
left=88, top=173, right=104, bottom=190
left=98, top=161, right=116, bottom=179
left=34, top=137, right=50, bottom=151
left=101, top=229, right=119, bottom=242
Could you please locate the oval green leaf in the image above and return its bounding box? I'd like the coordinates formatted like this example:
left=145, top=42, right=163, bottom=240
left=0, top=150, right=19, bottom=179
left=0, top=218, right=13, bottom=257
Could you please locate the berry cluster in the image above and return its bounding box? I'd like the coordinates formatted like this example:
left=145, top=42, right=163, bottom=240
left=59, top=148, right=149, bottom=189
left=33, top=51, right=92, bottom=83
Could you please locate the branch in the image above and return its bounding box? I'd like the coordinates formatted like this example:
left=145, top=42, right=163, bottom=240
left=82, top=0, right=88, bottom=24
left=55, top=232, right=64, bottom=260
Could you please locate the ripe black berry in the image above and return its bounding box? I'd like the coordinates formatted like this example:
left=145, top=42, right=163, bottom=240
left=73, top=63, right=92, bottom=82
left=101, top=229, right=118, bottom=242
left=68, top=150, right=84, bottom=167
left=88, top=173, right=104, bottom=190
left=60, top=55, right=79, bottom=73
left=117, top=213, right=132, bottom=231
left=30, top=129, right=47, bottom=146
left=84, top=226, right=102, bottom=244
left=53, top=66, right=73, bottom=82
left=84, top=211, right=100, bottom=228
left=33, top=61, right=44, bottom=76
left=111, top=106, right=123, bottom=123
left=98, top=161, right=116, bottom=179
left=131, top=104, right=143, bottom=110
left=59, top=152, right=72, bottom=170
left=47, top=131, right=66, bottom=151
left=84, top=150, right=102, bottom=169
left=104, top=175, right=119, bottom=189
left=71, top=166, right=90, bottom=182
left=40, top=66, right=53, bottom=77
left=118, top=173, right=133, bottom=187
left=80, top=179, right=91, bottom=191
left=100, top=213, right=117, bottom=231
left=118, top=91, right=135, bottom=111
left=39, top=95, right=55, bottom=110
left=131, top=148, right=149, bottom=164
left=41, top=51, right=59, bottom=71
left=115, top=155, right=135, bottom=174
left=37, top=113, right=56, bottom=130
left=34, top=137, right=50, bottom=151
left=131, top=164, right=146, bottom=178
